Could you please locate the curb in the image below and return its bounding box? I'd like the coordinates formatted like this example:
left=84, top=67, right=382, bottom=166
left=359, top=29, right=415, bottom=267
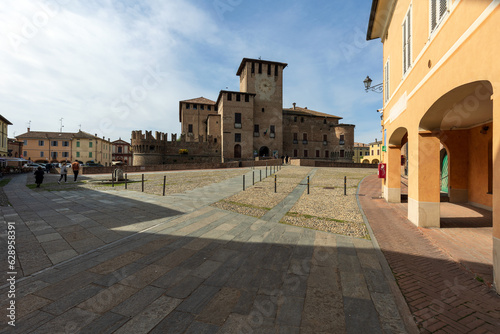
left=356, top=175, right=419, bottom=334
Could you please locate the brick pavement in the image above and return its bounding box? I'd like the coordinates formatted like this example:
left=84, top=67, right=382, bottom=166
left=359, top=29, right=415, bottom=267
left=358, top=174, right=500, bottom=333
left=0, top=167, right=412, bottom=333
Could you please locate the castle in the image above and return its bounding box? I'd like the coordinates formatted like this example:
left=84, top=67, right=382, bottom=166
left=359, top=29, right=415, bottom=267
left=132, top=58, right=355, bottom=165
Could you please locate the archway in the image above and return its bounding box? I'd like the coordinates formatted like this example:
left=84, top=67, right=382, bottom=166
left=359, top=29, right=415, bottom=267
left=386, top=127, right=409, bottom=203
left=362, top=159, right=370, bottom=164
left=259, top=146, right=269, bottom=157
left=371, top=159, right=379, bottom=164
left=234, top=144, right=241, bottom=159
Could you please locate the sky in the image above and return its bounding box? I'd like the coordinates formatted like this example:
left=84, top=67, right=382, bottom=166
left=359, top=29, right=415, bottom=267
left=1, top=0, right=384, bottom=144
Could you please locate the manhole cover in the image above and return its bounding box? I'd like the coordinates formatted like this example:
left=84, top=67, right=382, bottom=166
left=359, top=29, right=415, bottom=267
left=372, top=196, right=383, bottom=199
left=323, top=187, right=335, bottom=189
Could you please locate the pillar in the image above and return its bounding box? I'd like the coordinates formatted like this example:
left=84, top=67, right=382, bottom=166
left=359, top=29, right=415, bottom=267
left=384, top=145, right=402, bottom=202
left=492, top=90, right=500, bottom=293
left=408, top=133, right=441, bottom=228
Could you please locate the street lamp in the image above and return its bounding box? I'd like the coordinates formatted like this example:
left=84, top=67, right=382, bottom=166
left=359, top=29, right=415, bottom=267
left=363, top=76, right=383, bottom=93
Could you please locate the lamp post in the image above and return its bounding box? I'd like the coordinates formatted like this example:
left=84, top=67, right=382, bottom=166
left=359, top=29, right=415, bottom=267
left=363, top=76, right=383, bottom=93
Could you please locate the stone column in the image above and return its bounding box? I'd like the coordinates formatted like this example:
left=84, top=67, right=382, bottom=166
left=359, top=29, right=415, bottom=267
left=384, top=145, right=402, bottom=203
left=492, top=90, right=500, bottom=293
left=408, top=133, right=441, bottom=228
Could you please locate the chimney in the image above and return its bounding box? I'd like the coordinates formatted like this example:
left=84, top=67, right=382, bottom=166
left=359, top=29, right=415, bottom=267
left=304, top=107, right=308, bottom=109
left=375, top=138, right=377, bottom=142
left=27, top=127, right=30, bottom=132
left=292, top=102, right=296, bottom=110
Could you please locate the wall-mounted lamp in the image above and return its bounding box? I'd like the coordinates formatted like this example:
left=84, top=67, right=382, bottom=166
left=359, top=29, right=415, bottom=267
left=480, top=126, right=489, bottom=134
left=363, top=76, right=383, bottom=93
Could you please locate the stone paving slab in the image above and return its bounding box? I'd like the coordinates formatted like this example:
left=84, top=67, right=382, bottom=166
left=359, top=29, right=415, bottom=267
left=0, top=167, right=414, bottom=333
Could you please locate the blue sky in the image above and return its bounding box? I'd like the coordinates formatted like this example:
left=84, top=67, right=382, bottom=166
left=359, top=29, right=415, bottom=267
left=2, top=0, right=383, bottom=144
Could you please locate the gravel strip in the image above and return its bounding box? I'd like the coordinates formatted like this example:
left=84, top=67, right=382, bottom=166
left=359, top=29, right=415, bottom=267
left=211, top=201, right=269, bottom=218
left=281, top=215, right=370, bottom=239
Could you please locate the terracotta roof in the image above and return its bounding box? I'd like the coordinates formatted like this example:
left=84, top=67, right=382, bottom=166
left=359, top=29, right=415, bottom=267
left=283, top=106, right=342, bottom=119
left=111, top=139, right=130, bottom=145
left=236, top=58, right=288, bottom=76
left=354, top=142, right=370, bottom=147
left=16, top=130, right=101, bottom=140
left=179, top=97, right=217, bottom=122
left=0, top=115, right=12, bottom=125
left=180, top=97, right=216, bottom=105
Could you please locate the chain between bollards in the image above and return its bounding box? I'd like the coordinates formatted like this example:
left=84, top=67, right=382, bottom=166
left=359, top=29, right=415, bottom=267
left=125, top=173, right=127, bottom=189
left=163, top=175, right=166, bottom=196
left=344, top=176, right=346, bottom=196
left=243, top=175, right=245, bottom=191
left=307, top=176, right=310, bottom=194
left=142, top=174, right=144, bottom=192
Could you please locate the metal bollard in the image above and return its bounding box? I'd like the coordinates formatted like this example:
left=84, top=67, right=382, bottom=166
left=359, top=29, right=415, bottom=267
left=243, top=175, right=245, bottom=191
left=111, top=172, right=114, bottom=187
left=142, top=174, right=144, bottom=192
left=252, top=171, right=254, bottom=185
left=275, top=175, right=277, bottom=193
left=307, top=176, right=310, bottom=194
left=125, top=173, right=127, bottom=189
left=266, top=164, right=268, bottom=177
left=260, top=169, right=262, bottom=182
left=163, top=175, right=166, bottom=196
left=344, top=176, right=346, bottom=196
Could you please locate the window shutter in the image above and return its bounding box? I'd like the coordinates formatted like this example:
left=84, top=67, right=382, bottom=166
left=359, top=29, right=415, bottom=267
left=407, top=9, right=411, bottom=71
left=431, top=0, right=437, bottom=31
left=403, top=23, right=407, bottom=72
left=439, top=0, right=447, bottom=19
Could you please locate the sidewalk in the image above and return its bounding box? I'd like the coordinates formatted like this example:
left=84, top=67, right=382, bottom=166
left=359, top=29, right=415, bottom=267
left=358, top=174, right=500, bottom=333
left=1, top=167, right=411, bottom=333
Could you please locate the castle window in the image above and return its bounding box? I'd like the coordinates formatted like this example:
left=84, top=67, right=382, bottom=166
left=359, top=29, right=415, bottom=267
left=193, top=104, right=197, bottom=109
left=254, top=124, right=259, bottom=137
left=258, top=63, right=262, bottom=73
left=235, top=113, right=242, bottom=128
left=245, top=94, right=249, bottom=102
left=325, top=150, right=329, bottom=158
left=323, top=119, right=327, bottom=124
left=267, top=64, right=271, bottom=75
left=188, top=124, right=193, bottom=133
left=340, top=150, right=345, bottom=158
left=200, top=105, right=204, bottom=110
left=227, top=93, right=232, bottom=101
left=235, top=133, right=241, bottom=142
left=339, top=134, right=345, bottom=145
left=262, top=108, right=265, bottom=113
left=293, top=149, right=297, bottom=157
left=293, top=133, right=298, bottom=144
left=270, top=125, right=275, bottom=138
left=274, top=65, right=278, bottom=76
left=186, top=103, right=190, bottom=109
left=316, top=150, right=320, bottom=158
left=301, top=117, right=304, bottom=122
left=207, top=106, right=211, bottom=111
left=304, top=150, right=308, bottom=158
left=323, top=134, right=327, bottom=141
left=236, top=94, right=241, bottom=102
left=251, top=62, right=255, bottom=74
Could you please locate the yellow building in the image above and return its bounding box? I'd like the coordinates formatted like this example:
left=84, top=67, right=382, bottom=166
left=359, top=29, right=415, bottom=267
left=353, top=142, right=370, bottom=163
left=0, top=115, right=12, bottom=157
left=367, top=0, right=499, bottom=289
left=361, top=140, right=382, bottom=164
left=16, top=130, right=112, bottom=166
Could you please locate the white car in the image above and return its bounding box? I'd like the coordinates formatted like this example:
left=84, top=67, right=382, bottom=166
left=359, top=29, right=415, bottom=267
left=23, top=163, right=42, bottom=169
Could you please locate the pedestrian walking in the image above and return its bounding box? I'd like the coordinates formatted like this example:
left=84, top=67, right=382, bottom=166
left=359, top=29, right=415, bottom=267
left=71, top=160, right=80, bottom=182
left=285, top=154, right=289, bottom=164
left=58, top=162, right=68, bottom=184
left=34, top=166, right=44, bottom=188
left=45, top=163, right=51, bottom=174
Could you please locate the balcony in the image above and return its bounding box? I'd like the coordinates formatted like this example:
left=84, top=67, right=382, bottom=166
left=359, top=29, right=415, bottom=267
left=339, top=140, right=345, bottom=145
left=270, top=133, right=275, bottom=138
left=293, top=140, right=298, bottom=144
left=234, top=123, right=242, bottom=129
left=254, top=132, right=260, bottom=137
left=302, top=140, right=308, bottom=145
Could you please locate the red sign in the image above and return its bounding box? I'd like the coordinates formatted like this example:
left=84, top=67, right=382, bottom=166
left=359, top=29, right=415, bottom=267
left=378, top=163, right=386, bottom=179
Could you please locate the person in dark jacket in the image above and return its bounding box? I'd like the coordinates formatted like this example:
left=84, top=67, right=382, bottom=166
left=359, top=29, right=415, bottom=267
left=34, top=166, right=44, bottom=188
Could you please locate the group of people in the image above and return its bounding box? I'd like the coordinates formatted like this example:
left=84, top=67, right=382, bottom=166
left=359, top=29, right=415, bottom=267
left=34, top=160, right=81, bottom=188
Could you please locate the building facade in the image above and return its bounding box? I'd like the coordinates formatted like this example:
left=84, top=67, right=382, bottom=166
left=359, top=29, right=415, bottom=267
left=134, top=58, right=355, bottom=164
left=16, top=130, right=112, bottom=166
left=353, top=142, right=370, bottom=163
left=0, top=115, right=12, bottom=157
left=112, top=139, right=133, bottom=165
left=367, top=0, right=499, bottom=289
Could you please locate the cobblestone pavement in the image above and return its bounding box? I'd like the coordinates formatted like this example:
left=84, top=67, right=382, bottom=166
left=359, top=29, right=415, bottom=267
left=358, top=175, right=500, bottom=334
left=0, top=167, right=414, bottom=333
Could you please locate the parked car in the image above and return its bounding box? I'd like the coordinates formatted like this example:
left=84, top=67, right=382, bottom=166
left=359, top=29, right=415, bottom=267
left=85, top=162, right=104, bottom=167
left=23, top=163, right=42, bottom=169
